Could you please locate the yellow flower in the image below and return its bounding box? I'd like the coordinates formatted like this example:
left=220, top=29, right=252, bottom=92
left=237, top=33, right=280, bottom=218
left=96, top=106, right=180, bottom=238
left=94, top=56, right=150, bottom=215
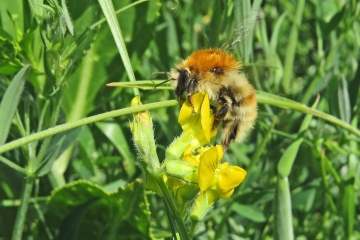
left=178, top=92, right=218, bottom=148
left=198, top=145, right=247, bottom=203
left=164, top=92, right=247, bottom=217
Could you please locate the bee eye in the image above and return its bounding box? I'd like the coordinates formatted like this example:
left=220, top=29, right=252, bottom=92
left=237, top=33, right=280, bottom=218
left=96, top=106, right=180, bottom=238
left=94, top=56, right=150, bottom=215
left=211, top=67, right=223, bottom=75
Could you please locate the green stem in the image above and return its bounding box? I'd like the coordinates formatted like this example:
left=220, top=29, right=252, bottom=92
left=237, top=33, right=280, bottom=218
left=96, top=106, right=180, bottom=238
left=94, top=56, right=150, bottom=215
left=31, top=90, right=63, bottom=173
left=11, top=177, right=34, bottom=240
left=179, top=201, right=189, bottom=219
left=0, top=100, right=178, bottom=155
left=0, top=156, right=28, bottom=175
left=2, top=91, right=356, bottom=158
left=162, top=197, right=178, bottom=239
left=188, top=221, right=197, bottom=238
left=108, top=81, right=360, bottom=138
left=275, top=176, right=293, bottom=240
left=155, top=173, right=190, bottom=240
left=0, top=196, right=47, bottom=207
left=256, top=91, right=360, bottom=137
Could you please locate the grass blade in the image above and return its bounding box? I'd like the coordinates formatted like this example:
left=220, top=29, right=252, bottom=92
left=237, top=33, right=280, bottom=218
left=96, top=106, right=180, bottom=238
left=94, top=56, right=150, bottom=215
left=282, top=0, right=306, bottom=94
left=97, top=0, right=139, bottom=96
left=0, top=65, right=30, bottom=145
left=275, top=96, right=319, bottom=239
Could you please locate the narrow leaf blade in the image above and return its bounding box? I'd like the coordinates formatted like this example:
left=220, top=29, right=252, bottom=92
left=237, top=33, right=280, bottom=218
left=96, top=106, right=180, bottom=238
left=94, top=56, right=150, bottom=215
left=0, top=65, right=30, bottom=145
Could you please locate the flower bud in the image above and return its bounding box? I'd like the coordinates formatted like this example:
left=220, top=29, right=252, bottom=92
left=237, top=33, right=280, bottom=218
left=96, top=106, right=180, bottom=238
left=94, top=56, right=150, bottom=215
left=130, top=96, right=160, bottom=172
left=165, top=132, right=193, bottom=160
left=190, top=192, right=210, bottom=222
left=164, top=160, right=198, bottom=183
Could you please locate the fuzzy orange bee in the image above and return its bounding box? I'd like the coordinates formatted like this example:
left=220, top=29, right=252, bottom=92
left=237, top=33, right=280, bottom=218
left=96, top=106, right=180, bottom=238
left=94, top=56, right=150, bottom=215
left=169, top=49, right=257, bottom=151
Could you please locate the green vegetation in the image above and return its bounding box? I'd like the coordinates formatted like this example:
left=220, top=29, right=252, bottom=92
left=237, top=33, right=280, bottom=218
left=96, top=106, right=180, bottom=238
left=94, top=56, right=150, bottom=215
left=0, top=0, right=359, bottom=239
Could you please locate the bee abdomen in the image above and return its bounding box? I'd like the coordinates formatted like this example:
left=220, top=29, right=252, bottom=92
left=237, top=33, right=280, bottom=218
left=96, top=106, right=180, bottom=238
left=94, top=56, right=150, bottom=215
left=221, top=119, right=240, bottom=151
left=221, top=92, right=257, bottom=151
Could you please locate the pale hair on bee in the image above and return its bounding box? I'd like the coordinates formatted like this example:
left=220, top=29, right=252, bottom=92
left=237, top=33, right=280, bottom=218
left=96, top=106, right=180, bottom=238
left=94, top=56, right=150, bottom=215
left=156, top=12, right=262, bottom=151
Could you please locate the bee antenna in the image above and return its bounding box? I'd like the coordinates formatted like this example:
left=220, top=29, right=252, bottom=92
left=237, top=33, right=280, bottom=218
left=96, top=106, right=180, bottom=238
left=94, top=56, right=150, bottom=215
left=152, top=71, right=168, bottom=75
left=154, top=78, right=175, bottom=88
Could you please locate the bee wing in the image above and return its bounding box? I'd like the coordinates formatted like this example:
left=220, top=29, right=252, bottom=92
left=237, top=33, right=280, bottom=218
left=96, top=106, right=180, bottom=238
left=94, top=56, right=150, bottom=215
left=221, top=12, right=264, bottom=60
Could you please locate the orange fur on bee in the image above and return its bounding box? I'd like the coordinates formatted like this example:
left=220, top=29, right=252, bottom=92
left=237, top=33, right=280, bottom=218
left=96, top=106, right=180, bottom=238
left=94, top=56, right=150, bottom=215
left=185, top=49, right=241, bottom=75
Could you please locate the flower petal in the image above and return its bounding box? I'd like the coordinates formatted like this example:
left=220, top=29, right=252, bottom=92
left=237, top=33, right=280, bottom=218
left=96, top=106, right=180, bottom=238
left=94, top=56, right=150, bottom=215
left=178, top=99, right=194, bottom=127
left=200, top=92, right=211, bottom=142
left=217, top=164, right=247, bottom=195
left=198, top=147, right=220, bottom=191
left=191, top=92, right=205, bottom=113
left=177, top=92, right=218, bottom=147
left=220, top=189, right=234, bottom=199
left=215, top=145, right=224, bottom=160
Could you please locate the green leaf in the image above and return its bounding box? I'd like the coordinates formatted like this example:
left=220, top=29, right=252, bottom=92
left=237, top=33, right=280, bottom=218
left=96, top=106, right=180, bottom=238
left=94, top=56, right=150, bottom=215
left=282, top=0, right=306, bottom=94
left=275, top=97, right=320, bottom=240
left=292, top=187, right=317, bottom=212
left=233, top=0, right=261, bottom=62
left=317, top=6, right=346, bottom=37
left=57, top=197, right=100, bottom=240
left=231, top=203, right=266, bottom=223
left=275, top=177, right=293, bottom=240
left=342, top=138, right=358, bottom=239
left=61, top=0, right=74, bottom=36
left=0, top=65, right=30, bottom=145
left=62, top=0, right=161, bottom=120
left=277, top=96, right=319, bottom=177
left=337, top=77, right=351, bottom=123
left=348, top=56, right=360, bottom=117
left=112, top=179, right=151, bottom=238
left=98, top=0, right=139, bottom=96
left=35, top=127, right=83, bottom=176
left=0, top=0, right=25, bottom=41
left=269, top=12, right=288, bottom=52
left=328, top=75, right=351, bottom=123
left=342, top=179, right=355, bottom=239
left=32, top=179, right=151, bottom=240
left=96, top=121, right=136, bottom=178
left=77, top=126, right=97, bottom=159
left=277, top=138, right=303, bottom=178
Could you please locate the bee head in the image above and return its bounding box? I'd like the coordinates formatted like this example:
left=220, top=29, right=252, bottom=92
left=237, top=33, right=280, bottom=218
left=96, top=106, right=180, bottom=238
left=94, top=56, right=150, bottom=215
left=186, top=49, right=241, bottom=78
left=172, top=49, right=242, bottom=99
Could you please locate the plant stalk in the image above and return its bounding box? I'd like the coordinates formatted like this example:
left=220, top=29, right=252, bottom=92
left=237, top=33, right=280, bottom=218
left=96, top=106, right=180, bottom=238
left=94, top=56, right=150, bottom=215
left=11, top=177, right=34, bottom=240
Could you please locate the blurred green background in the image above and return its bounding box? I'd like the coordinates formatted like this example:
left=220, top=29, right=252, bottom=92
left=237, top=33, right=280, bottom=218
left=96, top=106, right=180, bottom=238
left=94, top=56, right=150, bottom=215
left=0, top=0, right=359, bottom=239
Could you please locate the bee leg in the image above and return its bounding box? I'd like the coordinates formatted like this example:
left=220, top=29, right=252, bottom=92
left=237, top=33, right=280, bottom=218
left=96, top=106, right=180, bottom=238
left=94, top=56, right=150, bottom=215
left=214, top=92, right=231, bottom=119
left=215, top=87, right=235, bottom=120
left=212, top=119, right=221, bottom=131
left=209, top=105, right=220, bottom=130
left=185, top=78, right=198, bottom=111
left=175, top=70, right=190, bottom=99
left=214, top=101, right=232, bottom=151
left=222, top=143, right=229, bottom=152
left=186, top=78, right=198, bottom=95
left=188, top=95, right=195, bottom=111
left=214, top=103, right=229, bottom=120
left=216, top=88, right=239, bottom=151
